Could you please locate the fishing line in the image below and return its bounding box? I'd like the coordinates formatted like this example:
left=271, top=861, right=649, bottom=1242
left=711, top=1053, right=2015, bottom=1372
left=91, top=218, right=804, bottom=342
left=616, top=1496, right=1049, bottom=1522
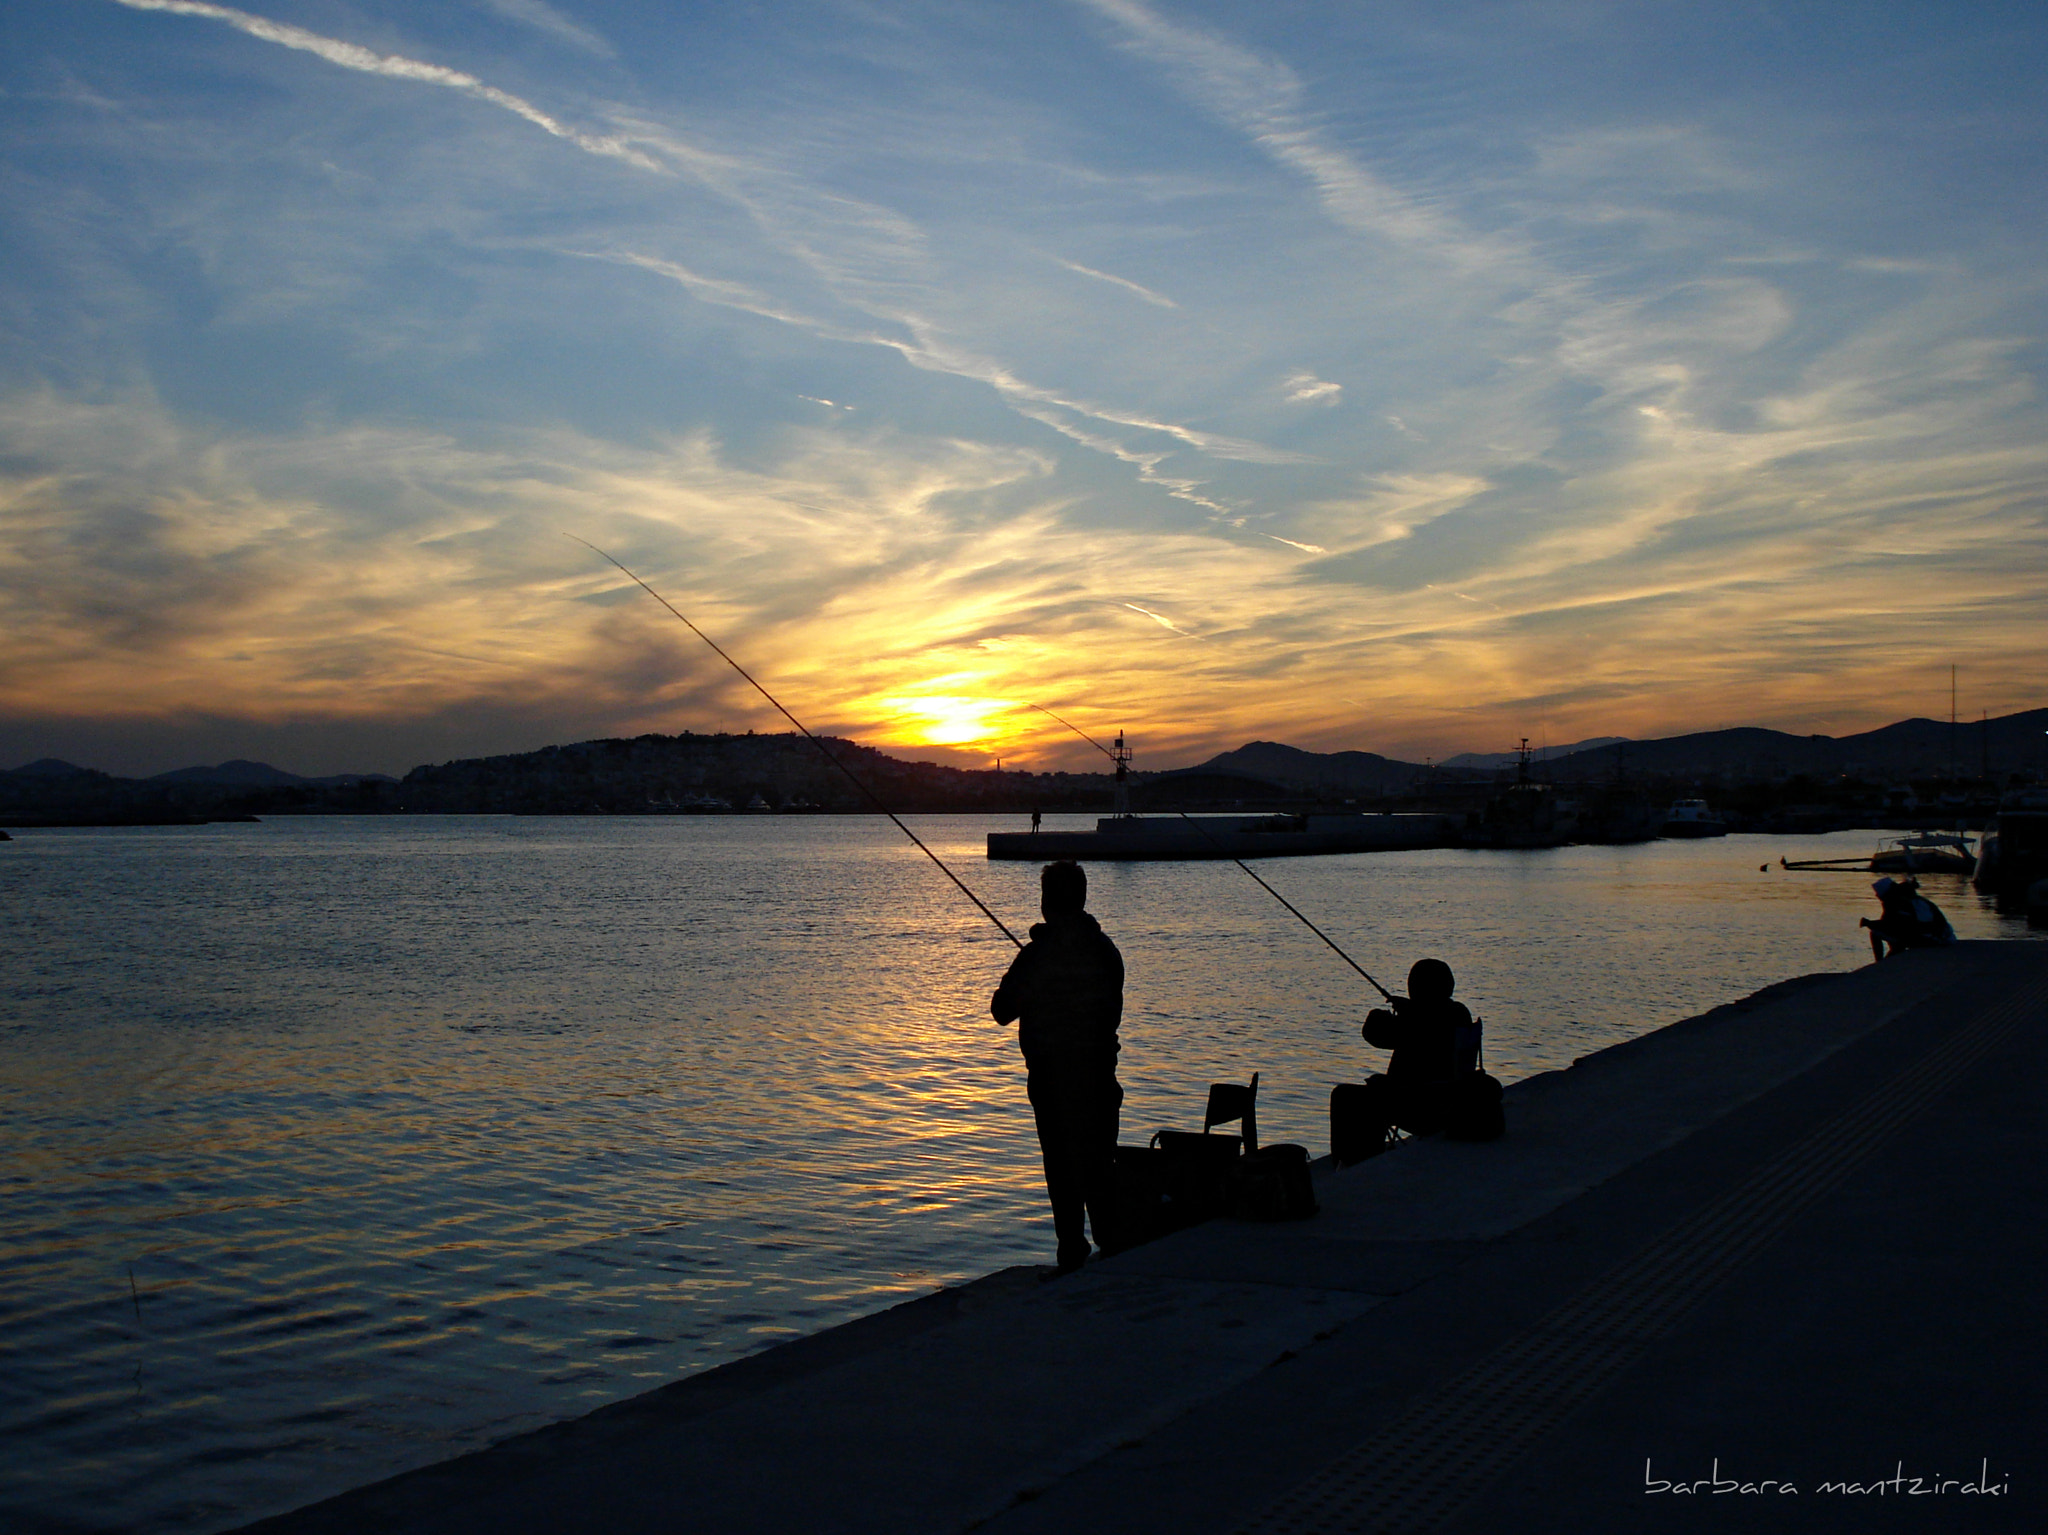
left=568, top=536, right=1022, bottom=948
left=1027, top=703, right=1395, bottom=1000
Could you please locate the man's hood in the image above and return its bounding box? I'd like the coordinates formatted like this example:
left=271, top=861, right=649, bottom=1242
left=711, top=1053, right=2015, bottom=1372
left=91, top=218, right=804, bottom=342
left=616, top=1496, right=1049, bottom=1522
left=1027, top=910, right=1103, bottom=942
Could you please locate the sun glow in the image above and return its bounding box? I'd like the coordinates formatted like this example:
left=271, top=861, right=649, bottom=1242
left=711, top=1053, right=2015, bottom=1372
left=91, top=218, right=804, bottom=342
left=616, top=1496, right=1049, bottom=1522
left=874, top=687, right=1017, bottom=748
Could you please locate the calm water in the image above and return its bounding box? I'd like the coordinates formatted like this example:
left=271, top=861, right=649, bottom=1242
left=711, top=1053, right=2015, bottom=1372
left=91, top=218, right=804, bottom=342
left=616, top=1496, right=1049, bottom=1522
left=1, top=815, right=2035, bottom=1532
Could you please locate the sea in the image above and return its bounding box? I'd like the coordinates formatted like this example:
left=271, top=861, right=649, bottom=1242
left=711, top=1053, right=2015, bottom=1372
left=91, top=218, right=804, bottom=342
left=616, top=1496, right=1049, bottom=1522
left=2, top=814, right=2037, bottom=1533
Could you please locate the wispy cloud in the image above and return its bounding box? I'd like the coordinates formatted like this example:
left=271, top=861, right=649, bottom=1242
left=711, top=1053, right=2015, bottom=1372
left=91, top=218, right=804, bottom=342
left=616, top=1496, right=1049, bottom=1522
left=1123, top=601, right=1198, bottom=637
left=1076, top=0, right=1464, bottom=252
left=476, top=0, right=615, bottom=59
left=1284, top=373, right=1341, bottom=406
left=1053, top=256, right=1178, bottom=308
left=14, top=0, right=2048, bottom=774
left=106, top=0, right=659, bottom=168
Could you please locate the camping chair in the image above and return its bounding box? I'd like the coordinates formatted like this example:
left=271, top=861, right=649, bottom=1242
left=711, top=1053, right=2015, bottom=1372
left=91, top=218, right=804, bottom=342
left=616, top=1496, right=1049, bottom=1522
left=1203, top=1072, right=1259, bottom=1153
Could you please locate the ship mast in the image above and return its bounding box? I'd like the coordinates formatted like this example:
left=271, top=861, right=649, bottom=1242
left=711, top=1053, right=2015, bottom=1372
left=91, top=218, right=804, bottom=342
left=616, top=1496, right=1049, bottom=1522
left=1112, top=728, right=1133, bottom=818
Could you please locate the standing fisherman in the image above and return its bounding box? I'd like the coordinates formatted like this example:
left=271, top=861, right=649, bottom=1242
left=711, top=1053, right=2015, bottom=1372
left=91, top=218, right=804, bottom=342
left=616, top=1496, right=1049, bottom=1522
left=991, top=861, right=1124, bottom=1275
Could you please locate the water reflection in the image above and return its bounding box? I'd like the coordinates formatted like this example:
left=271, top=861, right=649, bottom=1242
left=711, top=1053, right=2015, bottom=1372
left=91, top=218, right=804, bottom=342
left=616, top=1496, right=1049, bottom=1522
left=0, top=817, right=2034, bottom=1532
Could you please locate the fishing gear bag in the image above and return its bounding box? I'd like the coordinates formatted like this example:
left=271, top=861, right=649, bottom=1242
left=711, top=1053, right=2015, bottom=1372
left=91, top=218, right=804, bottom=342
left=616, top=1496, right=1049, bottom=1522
left=1111, top=1142, right=1182, bottom=1245
left=1329, top=1080, right=1395, bottom=1166
left=1148, top=1129, right=1245, bottom=1224
left=1443, top=1070, right=1506, bottom=1142
left=1226, top=1142, right=1318, bottom=1221
left=1115, top=1076, right=1263, bottom=1240
left=1110, top=1134, right=1237, bottom=1243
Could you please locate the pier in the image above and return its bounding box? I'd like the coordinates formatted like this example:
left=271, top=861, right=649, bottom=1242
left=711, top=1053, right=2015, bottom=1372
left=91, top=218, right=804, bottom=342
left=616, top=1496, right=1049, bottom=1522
left=243, top=941, right=2046, bottom=1533
left=987, top=812, right=1462, bottom=861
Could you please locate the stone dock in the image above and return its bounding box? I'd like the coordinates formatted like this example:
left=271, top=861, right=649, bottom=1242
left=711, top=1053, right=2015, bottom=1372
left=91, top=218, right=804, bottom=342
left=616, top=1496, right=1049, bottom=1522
left=246, top=942, right=2047, bottom=1533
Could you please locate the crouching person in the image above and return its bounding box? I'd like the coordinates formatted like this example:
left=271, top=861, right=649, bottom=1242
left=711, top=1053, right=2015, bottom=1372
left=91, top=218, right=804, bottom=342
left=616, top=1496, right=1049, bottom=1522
left=1331, top=959, right=1501, bottom=1164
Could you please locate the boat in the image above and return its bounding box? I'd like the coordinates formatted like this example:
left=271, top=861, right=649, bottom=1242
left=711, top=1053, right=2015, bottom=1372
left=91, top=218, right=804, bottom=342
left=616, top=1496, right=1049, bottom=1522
left=1463, top=739, right=1574, bottom=849
left=1574, top=782, right=1662, bottom=845
left=1974, top=790, right=2048, bottom=899
left=1781, top=830, right=1975, bottom=875
left=1870, top=831, right=1975, bottom=875
left=1661, top=799, right=1729, bottom=838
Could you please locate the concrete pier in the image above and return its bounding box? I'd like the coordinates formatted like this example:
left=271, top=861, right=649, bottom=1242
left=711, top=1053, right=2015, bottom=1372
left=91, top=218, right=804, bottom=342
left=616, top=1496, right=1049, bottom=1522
left=243, top=941, right=2047, bottom=1533
left=987, top=812, right=1461, bottom=861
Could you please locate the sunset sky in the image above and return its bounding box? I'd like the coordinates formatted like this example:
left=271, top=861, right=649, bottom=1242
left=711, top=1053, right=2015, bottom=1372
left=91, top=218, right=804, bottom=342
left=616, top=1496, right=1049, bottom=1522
left=3, top=0, right=2044, bottom=777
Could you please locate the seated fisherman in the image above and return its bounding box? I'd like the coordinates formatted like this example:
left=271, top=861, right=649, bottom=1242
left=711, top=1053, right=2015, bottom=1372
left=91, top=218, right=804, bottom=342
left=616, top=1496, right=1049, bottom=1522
left=1333, top=959, right=1482, bottom=1161
left=1861, top=876, right=1957, bottom=959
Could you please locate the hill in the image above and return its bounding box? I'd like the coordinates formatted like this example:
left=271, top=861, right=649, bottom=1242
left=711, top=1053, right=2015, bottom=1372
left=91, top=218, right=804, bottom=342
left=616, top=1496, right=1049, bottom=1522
left=148, top=760, right=395, bottom=787
left=1188, top=740, right=1431, bottom=796
left=1442, top=737, right=1630, bottom=771
left=1542, top=708, right=2048, bottom=783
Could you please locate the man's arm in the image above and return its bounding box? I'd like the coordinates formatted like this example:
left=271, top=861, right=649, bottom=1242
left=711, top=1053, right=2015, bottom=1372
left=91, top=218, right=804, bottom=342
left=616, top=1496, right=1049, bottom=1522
left=1362, top=999, right=1409, bottom=1050
left=991, top=946, right=1033, bottom=1024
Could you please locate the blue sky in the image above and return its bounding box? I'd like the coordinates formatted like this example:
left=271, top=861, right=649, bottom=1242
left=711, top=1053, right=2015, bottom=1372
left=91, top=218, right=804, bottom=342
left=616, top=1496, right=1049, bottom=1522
left=2, top=0, right=2044, bottom=775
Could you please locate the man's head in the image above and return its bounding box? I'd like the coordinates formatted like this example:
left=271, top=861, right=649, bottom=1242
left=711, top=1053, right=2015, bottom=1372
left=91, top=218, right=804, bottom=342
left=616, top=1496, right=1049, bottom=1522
left=1041, top=860, right=1087, bottom=919
left=1408, top=957, right=1455, bottom=1001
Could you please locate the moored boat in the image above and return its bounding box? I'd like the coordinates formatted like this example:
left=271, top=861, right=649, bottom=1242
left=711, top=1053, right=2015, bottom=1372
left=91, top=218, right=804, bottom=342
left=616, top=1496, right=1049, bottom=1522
left=1974, top=790, right=2048, bottom=898
left=1870, top=830, right=1975, bottom=875
left=1661, top=799, right=1729, bottom=838
left=1782, top=830, right=1976, bottom=875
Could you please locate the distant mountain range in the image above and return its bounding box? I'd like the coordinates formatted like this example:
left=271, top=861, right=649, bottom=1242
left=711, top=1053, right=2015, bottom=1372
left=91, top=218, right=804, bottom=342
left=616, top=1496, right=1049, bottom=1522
left=6, top=707, right=2046, bottom=805
left=1, top=758, right=393, bottom=787
left=1536, top=710, right=2048, bottom=783
left=1190, top=742, right=1418, bottom=795
left=1440, top=737, right=1630, bottom=771
left=1188, top=710, right=2048, bottom=792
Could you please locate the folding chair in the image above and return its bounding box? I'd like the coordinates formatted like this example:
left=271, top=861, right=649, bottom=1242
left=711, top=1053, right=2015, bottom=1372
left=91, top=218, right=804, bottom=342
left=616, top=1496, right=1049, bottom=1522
left=1203, top=1072, right=1258, bottom=1154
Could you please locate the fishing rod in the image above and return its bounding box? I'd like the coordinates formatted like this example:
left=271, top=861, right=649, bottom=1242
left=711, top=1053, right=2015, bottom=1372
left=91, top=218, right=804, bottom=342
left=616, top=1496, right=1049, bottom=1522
left=569, top=536, right=1022, bottom=949
left=1028, top=704, right=1397, bottom=1001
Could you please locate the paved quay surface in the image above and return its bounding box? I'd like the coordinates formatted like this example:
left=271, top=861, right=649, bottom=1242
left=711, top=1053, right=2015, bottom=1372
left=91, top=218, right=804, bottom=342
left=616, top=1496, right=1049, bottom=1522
left=243, top=941, right=2048, bottom=1534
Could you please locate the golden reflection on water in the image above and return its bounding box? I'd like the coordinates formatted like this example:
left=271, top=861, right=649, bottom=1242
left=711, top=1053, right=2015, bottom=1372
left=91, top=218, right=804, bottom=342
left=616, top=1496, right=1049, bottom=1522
left=0, top=816, right=2033, bottom=1533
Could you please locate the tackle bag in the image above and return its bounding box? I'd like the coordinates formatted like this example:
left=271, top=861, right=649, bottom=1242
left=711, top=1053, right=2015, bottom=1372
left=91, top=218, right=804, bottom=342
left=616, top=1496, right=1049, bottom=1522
left=1227, top=1142, right=1318, bottom=1221
left=1329, top=1080, right=1393, bottom=1166
left=1111, top=1143, right=1175, bottom=1246
left=1150, top=1129, right=1244, bottom=1224
left=1443, top=1070, right=1506, bottom=1142
left=1112, top=1133, right=1242, bottom=1244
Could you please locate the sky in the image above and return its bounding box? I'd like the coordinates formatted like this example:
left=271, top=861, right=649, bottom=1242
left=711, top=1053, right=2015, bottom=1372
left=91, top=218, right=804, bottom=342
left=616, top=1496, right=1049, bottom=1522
left=2, top=0, right=2044, bottom=778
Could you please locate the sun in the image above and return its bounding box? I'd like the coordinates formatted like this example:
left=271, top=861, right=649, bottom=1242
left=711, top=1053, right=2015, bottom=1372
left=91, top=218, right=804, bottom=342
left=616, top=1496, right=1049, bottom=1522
left=875, top=686, right=1015, bottom=748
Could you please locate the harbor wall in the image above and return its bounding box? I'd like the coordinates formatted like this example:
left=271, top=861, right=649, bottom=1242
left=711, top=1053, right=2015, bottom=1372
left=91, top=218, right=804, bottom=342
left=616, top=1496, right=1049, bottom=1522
left=987, top=811, right=1462, bottom=860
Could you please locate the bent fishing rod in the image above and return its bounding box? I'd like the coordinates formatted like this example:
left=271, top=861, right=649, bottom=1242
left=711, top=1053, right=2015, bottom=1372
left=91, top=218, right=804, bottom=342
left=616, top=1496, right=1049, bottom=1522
left=1028, top=704, right=1397, bottom=1002
left=569, top=536, right=1021, bottom=948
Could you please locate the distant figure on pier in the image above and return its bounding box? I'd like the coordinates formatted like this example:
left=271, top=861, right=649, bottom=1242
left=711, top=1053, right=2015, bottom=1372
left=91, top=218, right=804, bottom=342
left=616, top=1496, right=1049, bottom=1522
left=1862, top=876, right=1957, bottom=960
left=1331, top=959, right=1498, bottom=1163
left=991, top=860, right=1124, bottom=1275
left=1031, top=808, right=1042, bottom=834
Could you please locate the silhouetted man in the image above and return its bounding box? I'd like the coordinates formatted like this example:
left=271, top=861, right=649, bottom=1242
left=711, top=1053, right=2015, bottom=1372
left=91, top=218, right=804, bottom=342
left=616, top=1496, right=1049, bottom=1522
left=1862, top=876, right=1957, bottom=959
left=991, top=860, right=1124, bottom=1274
